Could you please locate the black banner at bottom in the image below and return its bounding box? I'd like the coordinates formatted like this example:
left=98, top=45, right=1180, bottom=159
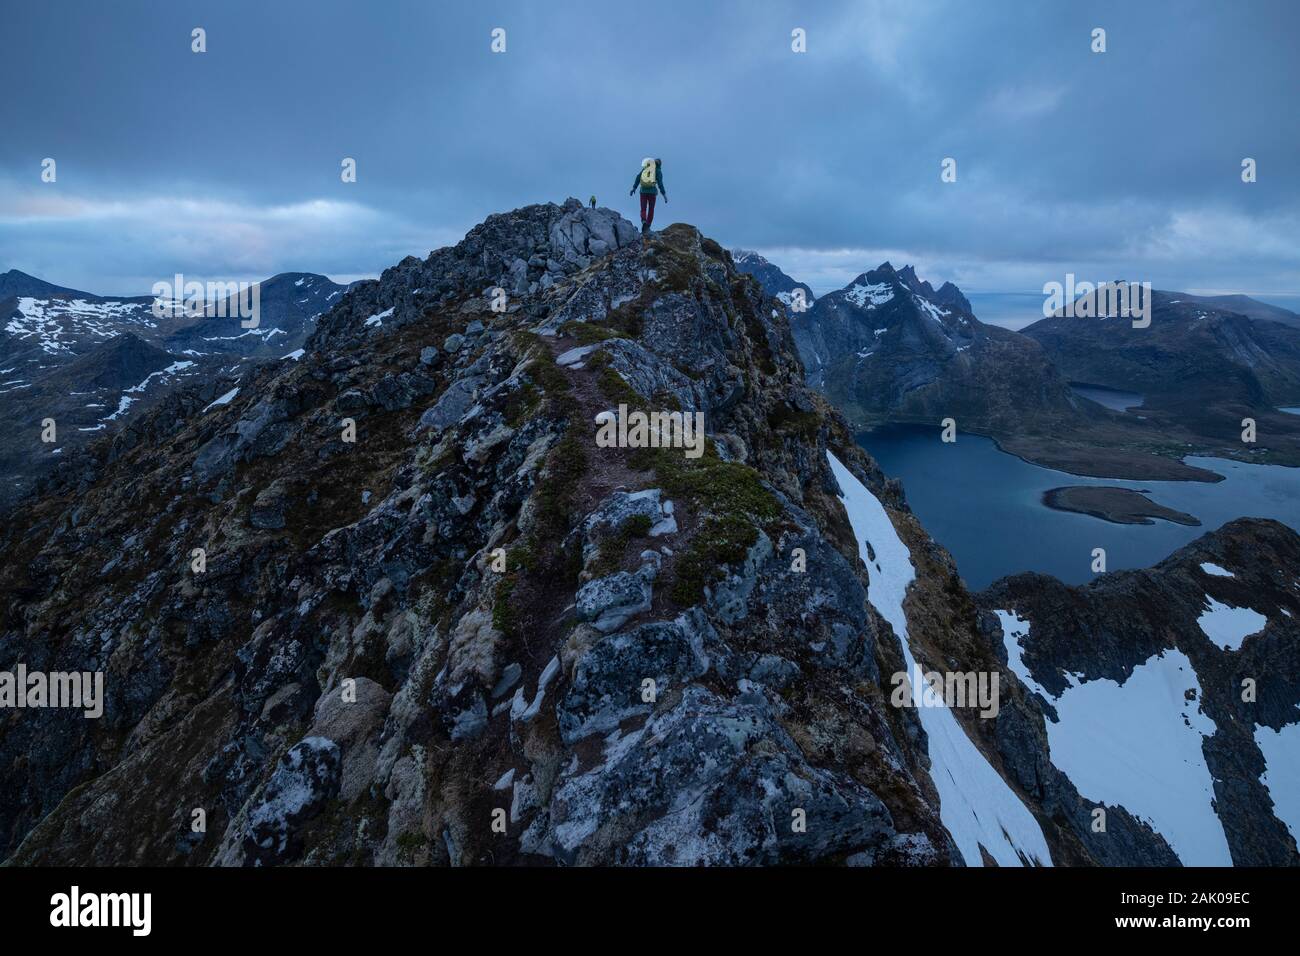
left=0, top=865, right=1282, bottom=940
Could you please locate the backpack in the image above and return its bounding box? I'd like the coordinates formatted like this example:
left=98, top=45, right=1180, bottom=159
left=639, top=162, right=656, bottom=188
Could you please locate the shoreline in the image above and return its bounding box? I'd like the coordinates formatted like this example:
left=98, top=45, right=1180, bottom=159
left=853, top=419, right=1243, bottom=483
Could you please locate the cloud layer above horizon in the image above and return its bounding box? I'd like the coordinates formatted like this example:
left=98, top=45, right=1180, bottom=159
left=2, top=0, right=1297, bottom=298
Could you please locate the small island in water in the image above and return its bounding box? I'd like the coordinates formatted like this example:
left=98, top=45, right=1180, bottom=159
left=1042, top=486, right=1201, bottom=526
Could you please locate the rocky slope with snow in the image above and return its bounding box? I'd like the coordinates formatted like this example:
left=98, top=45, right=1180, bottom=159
left=164, top=272, right=348, bottom=359
left=0, top=201, right=1289, bottom=867
left=979, top=518, right=1300, bottom=865
left=0, top=270, right=347, bottom=508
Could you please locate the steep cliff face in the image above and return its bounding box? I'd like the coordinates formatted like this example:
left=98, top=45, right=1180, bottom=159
left=3, top=200, right=1279, bottom=868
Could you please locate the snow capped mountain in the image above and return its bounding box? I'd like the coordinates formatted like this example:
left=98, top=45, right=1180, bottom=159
left=784, top=261, right=1100, bottom=454
left=790, top=262, right=983, bottom=388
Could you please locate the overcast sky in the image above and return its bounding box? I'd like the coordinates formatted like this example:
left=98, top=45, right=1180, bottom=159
left=3, top=0, right=1297, bottom=301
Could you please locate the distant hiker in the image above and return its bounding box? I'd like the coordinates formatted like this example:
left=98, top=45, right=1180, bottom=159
left=629, top=157, right=666, bottom=234
left=589, top=195, right=597, bottom=208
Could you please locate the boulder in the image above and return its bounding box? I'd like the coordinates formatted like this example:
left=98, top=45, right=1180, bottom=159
left=244, top=737, right=342, bottom=865
left=416, top=376, right=481, bottom=434
left=574, top=565, right=655, bottom=633
left=558, top=611, right=711, bottom=743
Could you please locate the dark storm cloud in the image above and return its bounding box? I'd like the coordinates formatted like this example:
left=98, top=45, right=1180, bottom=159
left=2, top=0, right=1296, bottom=295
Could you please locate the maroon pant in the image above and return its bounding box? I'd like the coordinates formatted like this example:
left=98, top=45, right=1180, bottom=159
left=639, top=192, right=656, bottom=226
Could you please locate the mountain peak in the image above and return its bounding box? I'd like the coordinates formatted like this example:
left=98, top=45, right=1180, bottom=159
left=312, top=199, right=640, bottom=350
left=843, top=265, right=971, bottom=318
left=934, top=280, right=973, bottom=315
left=0, top=269, right=94, bottom=301
left=55, top=330, right=178, bottom=390
left=730, top=247, right=815, bottom=308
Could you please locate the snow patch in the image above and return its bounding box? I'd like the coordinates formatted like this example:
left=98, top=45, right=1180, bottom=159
left=914, top=296, right=951, bottom=325
left=125, top=359, right=195, bottom=394
left=365, top=307, right=395, bottom=327
left=8, top=297, right=156, bottom=354
left=843, top=281, right=893, bottom=309
left=102, top=394, right=136, bottom=421
left=1043, top=648, right=1231, bottom=865
left=202, top=327, right=285, bottom=342
left=203, top=387, right=240, bottom=412
left=1255, top=722, right=1300, bottom=841
left=827, top=451, right=1052, bottom=867
left=1197, top=596, right=1266, bottom=650
left=997, top=608, right=1233, bottom=864
left=776, top=289, right=814, bottom=307
left=995, top=611, right=1054, bottom=701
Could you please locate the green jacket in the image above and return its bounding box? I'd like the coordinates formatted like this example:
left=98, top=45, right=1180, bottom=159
left=632, top=161, right=666, bottom=197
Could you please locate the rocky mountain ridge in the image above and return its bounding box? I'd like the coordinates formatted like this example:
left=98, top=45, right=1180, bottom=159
left=1, top=200, right=1293, bottom=867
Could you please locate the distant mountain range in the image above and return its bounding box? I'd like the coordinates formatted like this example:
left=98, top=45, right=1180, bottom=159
left=17, top=249, right=1290, bottom=513
left=0, top=269, right=348, bottom=507
left=732, top=252, right=1300, bottom=479
left=1024, top=290, right=1300, bottom=411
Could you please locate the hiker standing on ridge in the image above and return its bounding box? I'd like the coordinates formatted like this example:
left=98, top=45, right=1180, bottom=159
left=629, top=157, right=666, bottom=234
